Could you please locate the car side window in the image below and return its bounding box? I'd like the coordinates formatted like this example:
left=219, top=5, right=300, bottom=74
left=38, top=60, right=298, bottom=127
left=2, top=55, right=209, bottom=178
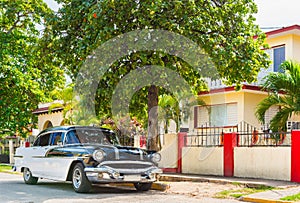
left=65, top=130, right=80, bottom=144
left=50, top=132, right=63, bottom=146
left=33, top=133, right=51, bottom=147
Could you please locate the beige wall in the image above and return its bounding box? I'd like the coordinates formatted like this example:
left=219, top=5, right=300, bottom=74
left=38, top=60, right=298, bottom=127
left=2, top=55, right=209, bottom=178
left=292, top=35, right=300, bottom=62
left=182, top=147, right=223, bottom=176
left=37, top=111, right=64, bottom=132
left=243, top=92, right=267, bottom=128
left=158, top=133, right=178, bottom=168
left=234, top=147, right=291, bottom=181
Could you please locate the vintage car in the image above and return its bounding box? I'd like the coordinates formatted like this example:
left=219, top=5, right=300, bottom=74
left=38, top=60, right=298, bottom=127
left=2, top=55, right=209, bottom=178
left=14, top=126, right=162, bottom=193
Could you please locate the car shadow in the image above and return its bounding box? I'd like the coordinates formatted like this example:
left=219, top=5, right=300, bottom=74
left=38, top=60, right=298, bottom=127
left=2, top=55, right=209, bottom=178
left=34, top=181, right=140, bottom=194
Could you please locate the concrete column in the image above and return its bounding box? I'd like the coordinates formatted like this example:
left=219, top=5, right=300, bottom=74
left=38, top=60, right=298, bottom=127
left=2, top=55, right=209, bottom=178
left=9, top=140, right=14, bottom=164
left=134, top=135, right=139, bottom=148
left=291, top=130, right=300, bottom=182
left=223, top=132, right=238, bottom=177
left=177, top=132, right=187, bottom=173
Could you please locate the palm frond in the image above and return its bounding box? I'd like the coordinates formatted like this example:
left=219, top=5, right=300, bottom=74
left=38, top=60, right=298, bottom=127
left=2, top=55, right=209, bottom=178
left=270, top=107, right=294, bottom=131
left=263, top=61, right=300, bottom=96
left=255, top=95, right=280, bottom=123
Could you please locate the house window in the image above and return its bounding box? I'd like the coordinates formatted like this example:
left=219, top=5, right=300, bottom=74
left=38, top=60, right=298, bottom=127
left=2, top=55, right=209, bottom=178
left=273, top=46, right=285, bottom=72
left=194, top=103, right=238, bottom=127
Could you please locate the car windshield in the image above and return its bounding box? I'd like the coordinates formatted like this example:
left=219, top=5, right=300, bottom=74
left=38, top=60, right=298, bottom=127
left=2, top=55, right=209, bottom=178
left=66, top=128, right=120, bottom=145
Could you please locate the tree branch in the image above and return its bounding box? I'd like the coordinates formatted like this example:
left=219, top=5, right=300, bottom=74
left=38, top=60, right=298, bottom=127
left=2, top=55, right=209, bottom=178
left=7, top=11, right=33, bottom=34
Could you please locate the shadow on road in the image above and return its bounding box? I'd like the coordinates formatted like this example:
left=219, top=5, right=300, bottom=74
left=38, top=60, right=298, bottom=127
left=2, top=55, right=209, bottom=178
left=36, top=181, right=138, bottom=194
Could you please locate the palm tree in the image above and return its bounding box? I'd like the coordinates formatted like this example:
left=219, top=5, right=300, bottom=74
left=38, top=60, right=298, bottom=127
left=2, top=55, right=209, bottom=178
left=255, top=60, right=300, bottom=131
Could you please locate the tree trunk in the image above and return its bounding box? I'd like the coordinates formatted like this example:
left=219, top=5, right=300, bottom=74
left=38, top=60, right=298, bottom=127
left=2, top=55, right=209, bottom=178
left=147, top=85, right=159, bottom=151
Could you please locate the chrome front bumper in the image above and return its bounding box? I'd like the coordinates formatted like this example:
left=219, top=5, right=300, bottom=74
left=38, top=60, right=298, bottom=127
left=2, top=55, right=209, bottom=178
left=84, top=164, right=163, bottom=183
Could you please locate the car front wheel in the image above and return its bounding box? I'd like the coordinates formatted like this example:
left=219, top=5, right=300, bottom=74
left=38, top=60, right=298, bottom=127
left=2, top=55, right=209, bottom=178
left=134, top=182, right=152, bottom=191
left=23, top=168, right=38, bottom=185
left=72, top=163, right=91, bottom=193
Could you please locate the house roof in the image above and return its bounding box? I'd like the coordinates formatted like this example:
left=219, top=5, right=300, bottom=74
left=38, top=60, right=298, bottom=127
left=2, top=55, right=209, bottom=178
left=32, top=106, right=63, bottom=115
left=265, top=24, right=300, bottom=39
left=198, top=84, right=264, bottom=95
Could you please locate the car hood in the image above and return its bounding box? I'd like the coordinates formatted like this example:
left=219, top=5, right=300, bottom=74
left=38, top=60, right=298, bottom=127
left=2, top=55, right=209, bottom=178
left=54, top=144, right=152, bottom=162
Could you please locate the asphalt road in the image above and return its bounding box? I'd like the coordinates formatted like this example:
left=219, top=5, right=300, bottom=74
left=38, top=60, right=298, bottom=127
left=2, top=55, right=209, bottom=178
left=0, top=172, right=240, bottom=203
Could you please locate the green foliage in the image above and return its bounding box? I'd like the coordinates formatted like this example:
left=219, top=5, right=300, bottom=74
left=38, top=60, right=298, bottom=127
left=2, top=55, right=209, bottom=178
left=256, top=60, right=300, bottom=131
left=0, top=0, right=65, bottom=136
left=215, top=185, right=275, bottom=199
left=43, top=0, right=269, bottom=140
left=0, top=164, right=12, bottom=173
left=280, top=192, right=300, bottom=201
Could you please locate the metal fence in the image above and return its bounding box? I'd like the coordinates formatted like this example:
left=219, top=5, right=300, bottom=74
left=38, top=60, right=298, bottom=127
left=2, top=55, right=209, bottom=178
left=186, top=120, right=292, bottom=147
left=185, top=131, right=291, bottom=147
left=237, top=131, right=291, bottom=147
left=185, top=133, right=223, bottom=147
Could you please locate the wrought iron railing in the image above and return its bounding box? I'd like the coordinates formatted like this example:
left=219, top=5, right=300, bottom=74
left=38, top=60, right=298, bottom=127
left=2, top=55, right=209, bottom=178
left=185, top=133, right=223, bottom=147
left=237, top=131, right=291, bottom=147
left=184, top=131, right=291, bottom=147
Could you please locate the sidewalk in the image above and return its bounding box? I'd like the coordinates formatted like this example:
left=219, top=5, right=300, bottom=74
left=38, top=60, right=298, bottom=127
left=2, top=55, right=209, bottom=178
left=158, top=173, right=300, bottom=203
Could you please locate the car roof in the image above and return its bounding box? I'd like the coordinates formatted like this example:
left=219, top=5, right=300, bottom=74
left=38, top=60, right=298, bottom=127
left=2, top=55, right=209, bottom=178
left=39, top=125, right=114, bottom=135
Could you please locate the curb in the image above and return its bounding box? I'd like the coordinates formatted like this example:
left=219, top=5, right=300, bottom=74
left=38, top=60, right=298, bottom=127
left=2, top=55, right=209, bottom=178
left=110, top=182, right=170, bottom=191
left=151, top=182, right=170, bottom=191
left=241, top=196, right=294, bottom=203
left=159, top=174, right=268, bottom=188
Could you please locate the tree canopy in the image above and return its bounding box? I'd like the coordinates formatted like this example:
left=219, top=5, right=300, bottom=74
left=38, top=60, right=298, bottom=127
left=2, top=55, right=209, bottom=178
left=0, top=0, right=65, bottom=136
left=256, top=61, right=300, bottom=132
left=43, top=0, right=269, bottom=149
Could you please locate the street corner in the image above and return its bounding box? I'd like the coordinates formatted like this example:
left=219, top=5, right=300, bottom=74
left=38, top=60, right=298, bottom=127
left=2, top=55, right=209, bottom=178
left=241, top=196, right=294, bottom=203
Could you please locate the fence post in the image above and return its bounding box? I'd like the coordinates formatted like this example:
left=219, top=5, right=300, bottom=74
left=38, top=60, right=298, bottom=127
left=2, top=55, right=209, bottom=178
left=177, top=132, right=187, bottom=173
left=223, top=132, right=238, bottom=177
left=291, top=130, right=300, bottom=182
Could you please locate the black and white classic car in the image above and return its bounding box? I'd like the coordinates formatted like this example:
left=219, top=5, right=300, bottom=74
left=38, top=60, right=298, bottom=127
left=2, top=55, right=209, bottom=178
left=14, top=126, right=162, bottom=193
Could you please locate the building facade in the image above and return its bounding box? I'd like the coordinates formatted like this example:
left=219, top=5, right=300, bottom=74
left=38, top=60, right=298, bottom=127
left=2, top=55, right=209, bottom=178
left=190, top=25, right=300, bottom=134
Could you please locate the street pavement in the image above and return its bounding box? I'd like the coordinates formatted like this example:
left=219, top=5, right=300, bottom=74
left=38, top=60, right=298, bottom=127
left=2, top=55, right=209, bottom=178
left=1, top=171, right=300, bottom=202
left=0, top=172, right=240, bottom=203
left=159, top=173, right=300, bottom=203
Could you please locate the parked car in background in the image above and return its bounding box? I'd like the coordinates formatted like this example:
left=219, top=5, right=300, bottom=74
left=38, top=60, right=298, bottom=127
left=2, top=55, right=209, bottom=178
left=14, top=126, right=162, bottom=193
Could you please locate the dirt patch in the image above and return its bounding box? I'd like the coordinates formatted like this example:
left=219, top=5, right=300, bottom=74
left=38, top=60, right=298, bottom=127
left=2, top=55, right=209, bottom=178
left=165, top=181, right=244, bottom=199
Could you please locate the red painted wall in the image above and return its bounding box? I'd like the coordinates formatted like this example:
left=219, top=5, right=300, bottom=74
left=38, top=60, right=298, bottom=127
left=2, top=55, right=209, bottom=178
left=177, top=132, right=187, bottom=173
left=291, top=130, right=300, bottom=182
left=223, top=132, right=238, bottom=177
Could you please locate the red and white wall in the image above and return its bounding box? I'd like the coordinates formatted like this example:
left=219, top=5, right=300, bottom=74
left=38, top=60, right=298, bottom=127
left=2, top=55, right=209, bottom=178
left=159, top=131, right=300, bottom=182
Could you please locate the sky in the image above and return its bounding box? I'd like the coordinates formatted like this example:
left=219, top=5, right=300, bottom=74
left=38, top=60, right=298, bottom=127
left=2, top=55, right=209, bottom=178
left=254, top=0, right=300, bottom=30
left=44, top=0, right=300, bottom=30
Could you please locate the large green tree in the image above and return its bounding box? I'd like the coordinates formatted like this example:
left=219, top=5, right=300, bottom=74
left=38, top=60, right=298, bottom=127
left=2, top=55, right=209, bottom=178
left=44, top=0, right=269, bottom=150
left=256, top=61, right=300, bottom=132
left=0, top=0, right=65, bottom=136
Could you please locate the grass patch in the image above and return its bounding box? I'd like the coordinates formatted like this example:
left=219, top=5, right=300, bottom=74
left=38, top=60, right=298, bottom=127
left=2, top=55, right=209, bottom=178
left=0, top=164, right=16, bottom=174
left=0, top=164, right=12, bottom=172
left=214, top=185, right=275, bottom=199
left=280, top=192, right=300, bottom=201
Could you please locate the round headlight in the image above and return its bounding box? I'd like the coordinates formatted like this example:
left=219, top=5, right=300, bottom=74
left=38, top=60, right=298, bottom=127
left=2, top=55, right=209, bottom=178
left=151, top=153, right=161, bottom=163
left=93, top=150, right=106, bottom=162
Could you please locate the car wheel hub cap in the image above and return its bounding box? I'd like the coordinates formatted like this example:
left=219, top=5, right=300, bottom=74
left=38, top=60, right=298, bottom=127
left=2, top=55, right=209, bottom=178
left=24, top=170, right=30, bottom=181
left=73, top=168, right=82, bottom=189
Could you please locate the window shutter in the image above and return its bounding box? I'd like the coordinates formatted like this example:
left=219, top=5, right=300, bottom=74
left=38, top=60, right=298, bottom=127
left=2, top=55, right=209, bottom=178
left=273, top=46, right=285, bottom=72
left=197, top=106, right=209, bottom=127
left=226, top=103, right=238, bottom=126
